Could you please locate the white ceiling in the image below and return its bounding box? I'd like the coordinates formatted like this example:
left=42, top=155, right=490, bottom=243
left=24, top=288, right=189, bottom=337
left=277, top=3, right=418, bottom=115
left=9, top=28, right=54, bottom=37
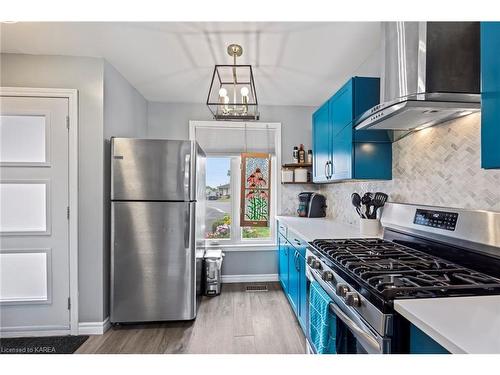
left=0, top=22, right=381, bottom=106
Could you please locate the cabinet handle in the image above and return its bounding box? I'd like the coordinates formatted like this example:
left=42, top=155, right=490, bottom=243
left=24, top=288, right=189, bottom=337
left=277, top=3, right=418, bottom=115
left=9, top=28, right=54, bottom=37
left=328, top=161, right=333, bottom=179
left=324, top=162, right=328, bottom=179
left=329, top=161, right=334, bottom=178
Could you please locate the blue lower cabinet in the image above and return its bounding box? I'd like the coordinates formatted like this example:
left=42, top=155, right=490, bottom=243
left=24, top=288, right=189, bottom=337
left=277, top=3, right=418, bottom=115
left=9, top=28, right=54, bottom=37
left=297, top=254, right=307, bottom=331
left=278, top=234, right=289, bottom=293
left=277, top=222, right=308, bottom=334
left=287, top=247, right=307, bottom=333
left=410, top=325, right=449, bottom=354
left=287, top=249, right=299, bottom=315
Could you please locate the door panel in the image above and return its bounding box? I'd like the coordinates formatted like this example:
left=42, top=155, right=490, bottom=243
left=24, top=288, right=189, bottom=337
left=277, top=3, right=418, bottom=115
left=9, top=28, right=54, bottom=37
left=278, top=234, right=289, bottom=292
left=332, top=125, right=353, bottom=180
left=111, top=201, right=196, bottom=322
left=331, top=81, right=353, bottom=137
left=111, top=138, right=194, bottom=201
left=312, top=102, right=331, bottom=182
left=287, top=247, right=299, bottom=314
left=0, top=96, right=70, bottom=333
left=0, top=114, right=48, bottom=165
left=298, top=254, right=307, bottom=332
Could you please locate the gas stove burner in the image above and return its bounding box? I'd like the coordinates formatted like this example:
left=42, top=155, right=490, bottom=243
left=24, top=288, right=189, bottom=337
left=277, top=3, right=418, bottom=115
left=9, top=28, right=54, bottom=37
left=310, top=238, right=500, bottom=301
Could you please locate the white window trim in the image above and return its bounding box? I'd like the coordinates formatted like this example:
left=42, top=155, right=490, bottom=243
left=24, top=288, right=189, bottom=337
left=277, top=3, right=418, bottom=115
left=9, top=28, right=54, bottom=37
left=190, top=121, right=282, bottom=250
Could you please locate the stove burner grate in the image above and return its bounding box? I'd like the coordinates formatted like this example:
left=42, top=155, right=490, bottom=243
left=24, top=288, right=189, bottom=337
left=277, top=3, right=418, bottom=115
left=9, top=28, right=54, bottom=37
left=311, top=238, right=500, bottom=300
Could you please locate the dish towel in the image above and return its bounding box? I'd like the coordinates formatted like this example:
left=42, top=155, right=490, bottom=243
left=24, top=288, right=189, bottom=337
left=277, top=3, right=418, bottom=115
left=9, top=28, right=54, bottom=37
left=309, top=280, right=336, bottom=354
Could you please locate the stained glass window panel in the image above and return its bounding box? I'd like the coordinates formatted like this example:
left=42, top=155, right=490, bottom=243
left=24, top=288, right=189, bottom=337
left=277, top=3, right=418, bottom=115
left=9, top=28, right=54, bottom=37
left=240, top=153, right=271, bottom=227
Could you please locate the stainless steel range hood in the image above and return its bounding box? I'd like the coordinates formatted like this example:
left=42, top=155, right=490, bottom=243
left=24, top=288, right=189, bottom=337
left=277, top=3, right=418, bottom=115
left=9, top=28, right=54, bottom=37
left=355, top=22, right=481, bottom=140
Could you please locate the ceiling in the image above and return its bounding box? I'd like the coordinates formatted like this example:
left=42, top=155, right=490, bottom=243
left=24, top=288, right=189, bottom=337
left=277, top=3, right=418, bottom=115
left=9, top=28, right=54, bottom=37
left=0, top=22, right=382, bottom=106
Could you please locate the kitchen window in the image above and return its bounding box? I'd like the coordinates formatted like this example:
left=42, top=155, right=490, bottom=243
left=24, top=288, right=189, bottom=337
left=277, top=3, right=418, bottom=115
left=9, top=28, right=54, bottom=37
left=191, top=120, right=281, bottom=249
left=205, top=155, right=276, bottom=246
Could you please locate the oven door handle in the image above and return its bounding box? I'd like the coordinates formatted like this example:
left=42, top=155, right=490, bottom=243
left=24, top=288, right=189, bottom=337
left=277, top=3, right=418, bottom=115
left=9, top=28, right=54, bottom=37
left=329, top=302, right=382, bottom=353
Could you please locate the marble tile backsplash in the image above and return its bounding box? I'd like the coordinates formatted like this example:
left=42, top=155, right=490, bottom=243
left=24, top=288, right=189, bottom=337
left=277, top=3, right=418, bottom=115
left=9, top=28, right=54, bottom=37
left=281, top=113, right=500, bottom=225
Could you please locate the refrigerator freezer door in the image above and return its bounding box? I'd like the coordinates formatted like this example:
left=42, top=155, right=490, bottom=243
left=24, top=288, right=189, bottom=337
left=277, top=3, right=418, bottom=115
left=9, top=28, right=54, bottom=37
left=111, top=138, right=196, bottom=201
left=110, top=201, right=196, bottom=322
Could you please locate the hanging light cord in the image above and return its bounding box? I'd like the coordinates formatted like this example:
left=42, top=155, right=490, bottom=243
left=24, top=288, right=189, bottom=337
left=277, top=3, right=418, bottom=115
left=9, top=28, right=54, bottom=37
left=244, top=122, right=248, bottom=153
left=266, top=123, right=271, bottom=157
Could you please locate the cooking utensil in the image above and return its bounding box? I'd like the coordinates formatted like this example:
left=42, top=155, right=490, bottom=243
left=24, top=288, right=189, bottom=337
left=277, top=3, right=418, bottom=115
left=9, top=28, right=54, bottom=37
left=361, top=192, right=373, bottom=219
left=370, top=192, right=388, bottom=219
left=351, top=193, right=363, bottom=218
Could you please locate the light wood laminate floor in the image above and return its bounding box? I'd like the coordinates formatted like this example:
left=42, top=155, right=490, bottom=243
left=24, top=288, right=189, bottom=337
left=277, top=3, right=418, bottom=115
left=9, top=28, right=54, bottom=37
left=76, top=282, right=306, bottom=354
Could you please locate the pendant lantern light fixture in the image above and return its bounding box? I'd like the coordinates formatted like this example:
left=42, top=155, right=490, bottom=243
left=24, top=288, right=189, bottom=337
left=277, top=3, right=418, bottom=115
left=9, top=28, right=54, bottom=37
left=206, top=44, right=259, bottom=120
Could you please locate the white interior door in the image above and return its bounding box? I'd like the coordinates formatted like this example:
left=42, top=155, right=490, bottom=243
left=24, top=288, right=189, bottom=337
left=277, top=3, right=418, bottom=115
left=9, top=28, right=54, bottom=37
left=0, top=95, right=70, bottom=336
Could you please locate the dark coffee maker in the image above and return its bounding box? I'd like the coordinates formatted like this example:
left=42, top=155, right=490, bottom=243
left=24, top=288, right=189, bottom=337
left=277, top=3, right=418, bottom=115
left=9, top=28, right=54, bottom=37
left=297, top=192, right=327, bottom=218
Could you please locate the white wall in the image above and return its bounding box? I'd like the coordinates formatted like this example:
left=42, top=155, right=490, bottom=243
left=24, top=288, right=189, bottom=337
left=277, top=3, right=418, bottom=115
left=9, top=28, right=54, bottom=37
left=147, top=102, right=315, bottom=163
left=103, top=62, right=148, bottom=139
left=1, top=53, right=147, bottom=323
left=102, top=61, right=148, bottom=318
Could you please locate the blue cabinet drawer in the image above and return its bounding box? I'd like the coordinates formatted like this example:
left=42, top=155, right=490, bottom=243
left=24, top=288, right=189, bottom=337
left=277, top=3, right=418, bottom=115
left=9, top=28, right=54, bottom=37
left=287, top=228, right=307, bottom=257
left=278, top=221, right=288, bottom=238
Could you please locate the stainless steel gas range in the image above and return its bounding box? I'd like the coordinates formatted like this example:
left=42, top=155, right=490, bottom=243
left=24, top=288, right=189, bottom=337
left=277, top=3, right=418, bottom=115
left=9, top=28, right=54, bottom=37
left=305, top=202, right=500, bottom=354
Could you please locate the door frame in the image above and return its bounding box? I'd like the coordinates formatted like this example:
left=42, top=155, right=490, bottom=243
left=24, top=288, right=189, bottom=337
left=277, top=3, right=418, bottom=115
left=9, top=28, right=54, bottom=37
left=0, top=87, right=79, bottom=336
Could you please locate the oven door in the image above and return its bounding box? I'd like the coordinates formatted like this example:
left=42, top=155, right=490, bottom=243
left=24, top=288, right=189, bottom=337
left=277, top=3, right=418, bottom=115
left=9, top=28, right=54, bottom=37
left=306, top=263, right=390, bottom=354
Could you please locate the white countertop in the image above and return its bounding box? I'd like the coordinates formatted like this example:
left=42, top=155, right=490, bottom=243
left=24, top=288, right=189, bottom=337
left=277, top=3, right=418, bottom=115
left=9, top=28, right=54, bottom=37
left=276, top=215, right=377, bottom=242
left=395, top=296, right=500, bottom=354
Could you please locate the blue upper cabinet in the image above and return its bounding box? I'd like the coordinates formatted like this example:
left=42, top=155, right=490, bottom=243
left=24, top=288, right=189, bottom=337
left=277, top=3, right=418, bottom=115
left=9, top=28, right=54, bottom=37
left=481, top=22, right=500, bottom=169
left=331, top=81, right=353, bottom=137
left=312, top=101, right=331, bottom=182
left=312, top=77, right=392, bottom=182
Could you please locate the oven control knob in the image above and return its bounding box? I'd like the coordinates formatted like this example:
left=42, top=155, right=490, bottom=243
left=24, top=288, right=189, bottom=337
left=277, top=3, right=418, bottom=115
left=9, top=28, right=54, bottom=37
left=336, top=284, right=349, bottom=297
left=307, top=256, right=315, bottom=266
left=312, top=260, right=322, bottom=270
left=345, top=292, right=361, bottom=307
left=322, top=271, right=334, bottom=282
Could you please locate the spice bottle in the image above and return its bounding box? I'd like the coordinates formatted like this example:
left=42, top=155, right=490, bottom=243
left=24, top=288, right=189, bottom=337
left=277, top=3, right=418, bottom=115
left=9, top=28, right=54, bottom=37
left=298, top=144, right=306, bottom=164
left=293, top=146, right=298, bottom=163
left=307, top=150, right=312, bottom=164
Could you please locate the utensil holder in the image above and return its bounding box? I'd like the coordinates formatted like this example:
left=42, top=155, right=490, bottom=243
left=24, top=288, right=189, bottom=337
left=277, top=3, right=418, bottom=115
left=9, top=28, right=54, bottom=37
left=360, top=218, right=381, bottom=236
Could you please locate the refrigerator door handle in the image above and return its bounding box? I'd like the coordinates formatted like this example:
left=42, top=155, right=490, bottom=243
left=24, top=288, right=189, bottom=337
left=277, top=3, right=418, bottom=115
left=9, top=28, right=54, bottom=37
left=184, top=153, right=191, bottom=201
left=184, top=203, right=191, bottom=251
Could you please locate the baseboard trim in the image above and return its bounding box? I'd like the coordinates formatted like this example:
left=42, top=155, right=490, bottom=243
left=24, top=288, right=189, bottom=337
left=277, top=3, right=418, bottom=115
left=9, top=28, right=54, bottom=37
left=0, top=329, right=70, bottom=338
left=78, top=317, right=111, bottom=335
left=222, top=273, right=279, bottom=283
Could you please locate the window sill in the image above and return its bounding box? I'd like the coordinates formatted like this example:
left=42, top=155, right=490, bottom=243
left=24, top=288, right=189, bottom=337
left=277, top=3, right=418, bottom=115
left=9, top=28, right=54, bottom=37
left=204, top=242, right=277, bottom=252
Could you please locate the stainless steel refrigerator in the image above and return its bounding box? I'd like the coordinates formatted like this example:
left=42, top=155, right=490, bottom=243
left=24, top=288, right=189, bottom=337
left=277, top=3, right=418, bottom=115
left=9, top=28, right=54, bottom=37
left=110, top=138, right=206, bottom=323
